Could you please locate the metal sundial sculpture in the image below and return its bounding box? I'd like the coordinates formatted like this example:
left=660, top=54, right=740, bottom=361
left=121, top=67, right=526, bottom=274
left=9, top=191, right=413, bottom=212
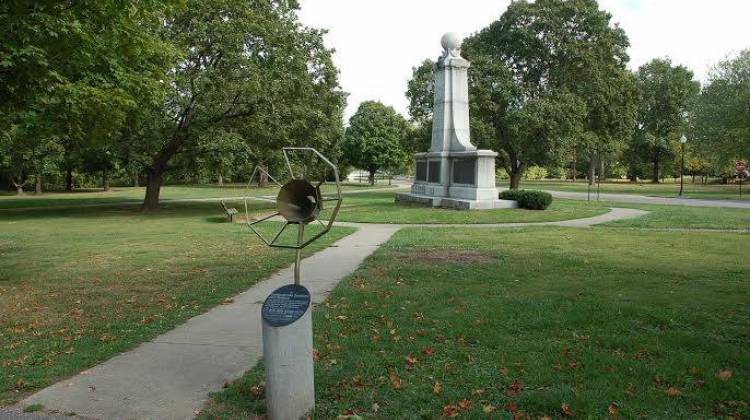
left=244, top=147, right=343, bottom=284
left=243, top=147, right=343, bottom=420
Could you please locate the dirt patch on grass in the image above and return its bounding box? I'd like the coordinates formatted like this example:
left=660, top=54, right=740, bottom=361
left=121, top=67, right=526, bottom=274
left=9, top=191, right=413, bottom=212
left=392, top=249, right=499, bottom=264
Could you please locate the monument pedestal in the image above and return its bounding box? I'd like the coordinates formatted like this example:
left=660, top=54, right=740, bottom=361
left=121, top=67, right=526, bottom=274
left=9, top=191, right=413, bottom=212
left=398, top=151, right=517, bottom=210
left=262, top=284, right=314, bottom=420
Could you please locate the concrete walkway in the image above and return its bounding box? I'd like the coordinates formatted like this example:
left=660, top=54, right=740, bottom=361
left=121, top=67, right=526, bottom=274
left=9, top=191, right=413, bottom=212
left=13, top=207, right=644, bottom=420
left=18, top=225, right=400, bottom=420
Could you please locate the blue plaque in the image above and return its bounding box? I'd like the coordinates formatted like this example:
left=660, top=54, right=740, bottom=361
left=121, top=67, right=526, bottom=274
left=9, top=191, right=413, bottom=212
left=262, top=284, right=311, bottom=327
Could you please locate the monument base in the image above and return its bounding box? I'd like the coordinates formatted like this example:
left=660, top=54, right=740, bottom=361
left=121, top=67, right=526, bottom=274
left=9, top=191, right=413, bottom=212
left=396, top=192, right=517, bottom=210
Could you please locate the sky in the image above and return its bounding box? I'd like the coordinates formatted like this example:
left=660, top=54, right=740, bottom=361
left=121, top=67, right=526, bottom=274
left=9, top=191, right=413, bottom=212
left=297, top=0, right=750, bottom=121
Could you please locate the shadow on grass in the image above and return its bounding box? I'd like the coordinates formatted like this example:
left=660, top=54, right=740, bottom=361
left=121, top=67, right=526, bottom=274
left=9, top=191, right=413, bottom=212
left=0, top=200, right=275, bottom=222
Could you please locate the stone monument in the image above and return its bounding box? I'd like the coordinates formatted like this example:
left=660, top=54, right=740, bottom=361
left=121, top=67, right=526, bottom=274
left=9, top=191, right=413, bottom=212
left=397, top=33, right=516, bottom=210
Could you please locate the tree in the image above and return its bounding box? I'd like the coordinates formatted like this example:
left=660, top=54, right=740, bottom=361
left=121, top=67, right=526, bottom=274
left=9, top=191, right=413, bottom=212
left=342, top=101, right=409, bottom=185
left=694, top=49, right=750, bottom=168
left=464, top=0, right=635, bottom=188
left=404, top=60, right=436, bottom=153
left=404, top=0, right=637, bottom=189
left=0, top=1, right=176, bottom=193
left=136, top=0, right=344, bottom=209
left=632, top=58, right=699, bottom=183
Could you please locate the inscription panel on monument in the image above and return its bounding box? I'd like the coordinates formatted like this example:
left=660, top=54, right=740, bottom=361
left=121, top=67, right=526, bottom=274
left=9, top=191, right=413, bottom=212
left=262, top=284, right=311, bottom=327
left=416, top=161, right=427, bottom=182
left=452, top=158, right=476, bottom=185
left=428, top=161, right=441, bottom=183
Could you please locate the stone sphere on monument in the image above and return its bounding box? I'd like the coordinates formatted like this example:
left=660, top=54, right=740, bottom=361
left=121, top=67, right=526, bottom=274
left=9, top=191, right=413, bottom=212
left=441, top=32, right=462, bottom=51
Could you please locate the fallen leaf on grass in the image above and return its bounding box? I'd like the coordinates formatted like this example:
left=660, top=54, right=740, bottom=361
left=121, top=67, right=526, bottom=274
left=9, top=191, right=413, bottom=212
left=499, top=367, right=509, bottom=376
left=608, top=402, right=619, bottom=416
left=562, top=403, right=574, bottom=417
left=388, top=370, right=401, bottom=390
left=421, top=347, right=434, bottom=356
left=717, top=369, right=732, bottom=380
left=458, top=399, right=471, bottom=410
left=442, top=405, right=458, bottom=417
left=220, top=298, right=234, bottom=305
left=505, top=402, right=518, bottom=413
left=405, top=355, right=417, bottom=367
left=433, top=382, right=442, bottom=395
left=483, top=404, right=497, bottom=414
left=665, top=387, right=681, bottom=397
left=312, top=348, right=320, bottom=362
left=506, top=379, right=523, bottom=397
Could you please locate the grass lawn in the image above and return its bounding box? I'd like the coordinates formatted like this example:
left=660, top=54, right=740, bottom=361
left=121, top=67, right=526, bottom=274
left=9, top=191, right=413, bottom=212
left=597, top=202, right=750, bottom=230
left=202, top=227, right=749, bottom=419
left=321, top=192, right=609, bottom=224
left=0, top=182, right=394, bottom=210
left=520, top=180, right=749, bottom=201
left=0, top=201, right=354, bottom=405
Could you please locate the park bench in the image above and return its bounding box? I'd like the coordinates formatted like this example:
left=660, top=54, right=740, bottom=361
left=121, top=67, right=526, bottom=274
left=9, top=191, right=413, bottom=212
left=220, top=200, right=239, bottom=222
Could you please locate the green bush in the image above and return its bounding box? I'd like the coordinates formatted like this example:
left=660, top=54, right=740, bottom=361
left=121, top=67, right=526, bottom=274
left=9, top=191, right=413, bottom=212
left=499, top=189, right=553, bottom=210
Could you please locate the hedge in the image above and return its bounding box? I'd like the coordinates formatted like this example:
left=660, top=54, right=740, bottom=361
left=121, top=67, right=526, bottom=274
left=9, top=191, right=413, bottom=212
left=499, top=189, right=553, bottom=210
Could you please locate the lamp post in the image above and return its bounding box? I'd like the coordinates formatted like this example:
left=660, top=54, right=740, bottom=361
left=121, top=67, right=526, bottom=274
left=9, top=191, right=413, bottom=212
left=679, top=135, right=687, bottom=197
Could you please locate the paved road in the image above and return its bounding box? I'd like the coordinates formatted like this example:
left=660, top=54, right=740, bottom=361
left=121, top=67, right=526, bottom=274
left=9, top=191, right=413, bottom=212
left=526, top=189, right=750, bottom=209
left=11, top=207, right=646, bottom=419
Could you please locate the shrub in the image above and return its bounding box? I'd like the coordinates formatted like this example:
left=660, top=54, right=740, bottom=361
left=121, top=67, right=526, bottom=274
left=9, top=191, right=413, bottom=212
left=499, top=189, right=553, bottom=210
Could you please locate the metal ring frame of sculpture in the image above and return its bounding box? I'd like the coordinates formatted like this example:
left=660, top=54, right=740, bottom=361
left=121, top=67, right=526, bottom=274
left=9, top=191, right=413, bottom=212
left=244, top=147, right=343, bottom=285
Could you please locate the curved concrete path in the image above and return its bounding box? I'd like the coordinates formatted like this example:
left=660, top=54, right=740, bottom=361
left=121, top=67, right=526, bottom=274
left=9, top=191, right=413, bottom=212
left=13, top=208, right=645, bottom=420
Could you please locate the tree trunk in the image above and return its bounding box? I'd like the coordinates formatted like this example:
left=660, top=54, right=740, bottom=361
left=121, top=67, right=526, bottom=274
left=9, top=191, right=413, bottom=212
left=12, top=179, right=23, bottom=195
left=587, top=159, right=596, bottom=186
left=509, top=172, right=522, bottom=189
left=143, top=170, right=163, bottom=210
left=258, top=165, right=269, bottom=187
left=218, top=174, right=224, bottom=187
left=35, top=172, right=42, bottom=194
left=628, top=169, right=637, bottom=182
left=572, top=147, right=577, bottom=182
left=65, top=169, right=73, bottom=191
left=368, top=168, right=375, bottom=186
left=388, top=175, right=392, bottom=186
left=141, top=105, right=194, bottom=210
left=103, top=169, right=111, bottom=192
left=133, top=174, right=139, bottom=187
left=651, top=153, right=660, bottom=183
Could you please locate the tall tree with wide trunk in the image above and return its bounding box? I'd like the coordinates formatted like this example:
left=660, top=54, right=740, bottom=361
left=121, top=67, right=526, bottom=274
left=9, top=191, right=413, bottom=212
left=466, top=0, right=637, bottom=189
left=631, top=58, right=699, bottom=183
left=138, top=0, right=344, bottom=209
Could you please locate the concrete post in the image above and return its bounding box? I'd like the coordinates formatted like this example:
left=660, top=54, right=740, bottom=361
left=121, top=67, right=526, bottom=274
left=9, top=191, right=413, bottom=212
left=262, top=285, right=314, bottom=420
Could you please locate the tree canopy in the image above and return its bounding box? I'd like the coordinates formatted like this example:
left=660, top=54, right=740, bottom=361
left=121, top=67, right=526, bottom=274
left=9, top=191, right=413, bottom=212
left=341, top=101, right=409, bottom=184
left=627, top=58, right=699, bottom=182
left=694, top=49, right=750, bottom=172
left=1, top=0, right=345, bottom=207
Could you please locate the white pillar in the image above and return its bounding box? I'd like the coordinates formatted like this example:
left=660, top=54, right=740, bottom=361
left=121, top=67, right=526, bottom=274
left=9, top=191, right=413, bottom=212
left=262, top=285, right=315, bottom=420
